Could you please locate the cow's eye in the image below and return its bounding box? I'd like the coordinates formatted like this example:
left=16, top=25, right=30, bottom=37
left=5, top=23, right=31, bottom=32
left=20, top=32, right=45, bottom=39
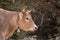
left=25, top=16, right=30, bottom=21
left=26, top=17, right=29, bottom=20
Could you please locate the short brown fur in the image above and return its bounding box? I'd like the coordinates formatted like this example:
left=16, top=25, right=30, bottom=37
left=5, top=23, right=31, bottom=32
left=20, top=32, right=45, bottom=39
left=0, top=8, right=38, bottom=40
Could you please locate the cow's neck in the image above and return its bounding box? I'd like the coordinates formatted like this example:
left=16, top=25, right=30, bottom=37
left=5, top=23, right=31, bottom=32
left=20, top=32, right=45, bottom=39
left=17, top=12, right=20, bottom=32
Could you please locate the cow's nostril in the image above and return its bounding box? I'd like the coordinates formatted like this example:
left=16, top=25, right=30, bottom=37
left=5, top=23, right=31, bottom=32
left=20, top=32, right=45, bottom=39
left=35, top=27, right=38, bottom=30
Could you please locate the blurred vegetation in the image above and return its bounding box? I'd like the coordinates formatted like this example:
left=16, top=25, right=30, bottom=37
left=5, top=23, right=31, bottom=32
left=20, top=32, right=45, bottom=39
left=0, top=0, right=60, bottom=40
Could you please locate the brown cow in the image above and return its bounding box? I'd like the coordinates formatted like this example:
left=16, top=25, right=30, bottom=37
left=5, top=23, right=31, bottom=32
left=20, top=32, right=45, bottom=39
left=0, top=8, right=38, bottom=40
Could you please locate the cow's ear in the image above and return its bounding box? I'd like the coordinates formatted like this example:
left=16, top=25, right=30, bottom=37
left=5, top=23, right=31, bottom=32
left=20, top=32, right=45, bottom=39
left=19, top=12, right=23, bottom=20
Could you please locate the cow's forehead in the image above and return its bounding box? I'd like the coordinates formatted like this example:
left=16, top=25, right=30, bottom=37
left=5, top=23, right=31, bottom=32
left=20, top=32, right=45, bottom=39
left=24, top=12, right=32, bottom=18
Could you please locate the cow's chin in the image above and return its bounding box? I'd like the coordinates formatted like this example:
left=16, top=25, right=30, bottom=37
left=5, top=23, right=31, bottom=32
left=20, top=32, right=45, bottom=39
left=20, top=28, right=36, bottom=32
left=18, top=27, right=36, bottom=32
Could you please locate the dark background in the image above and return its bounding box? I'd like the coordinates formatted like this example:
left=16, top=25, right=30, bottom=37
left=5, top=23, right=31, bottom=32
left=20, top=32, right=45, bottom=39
left=0, top=0, right=60, bottom=40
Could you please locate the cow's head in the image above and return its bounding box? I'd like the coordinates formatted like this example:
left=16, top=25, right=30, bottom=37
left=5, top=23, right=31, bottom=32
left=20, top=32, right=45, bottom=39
left=18, top=9, right=38, bottom=31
